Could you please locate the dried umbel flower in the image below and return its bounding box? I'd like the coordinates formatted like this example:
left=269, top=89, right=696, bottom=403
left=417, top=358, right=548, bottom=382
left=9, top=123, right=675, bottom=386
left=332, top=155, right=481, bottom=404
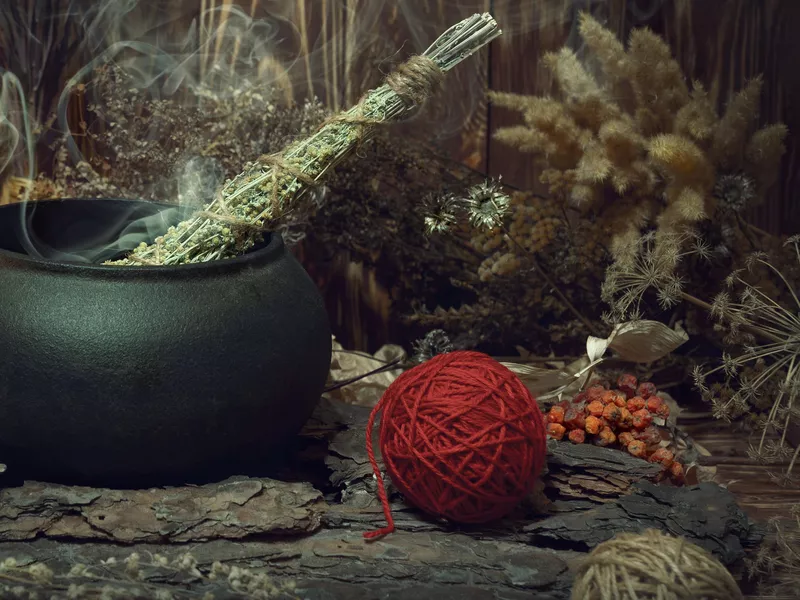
left=601, top=230, right=708, bottom=323
left=694, top=239, right=800, bottom=484
left=746, top=505, right=800, bottom=596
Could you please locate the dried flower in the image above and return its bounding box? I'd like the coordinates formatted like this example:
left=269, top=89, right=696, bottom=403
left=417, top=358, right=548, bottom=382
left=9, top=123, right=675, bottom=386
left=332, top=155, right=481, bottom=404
left=714, top=172, right=757, bottom=214
left=601, top=230, right=698, bottom=322
left=463, top=178, right=510, bottom=229
left=422, top=193, right=460, bottom=235
left=746, top=506, right=800, bottom=596
left=0, top=550, right=296, bottom=598
left=411, top=329, right=454, bottom=363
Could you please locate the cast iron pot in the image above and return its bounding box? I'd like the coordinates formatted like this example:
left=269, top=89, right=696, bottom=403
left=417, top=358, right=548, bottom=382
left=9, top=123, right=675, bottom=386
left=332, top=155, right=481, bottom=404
left=0, top=198, right=331, bottom=487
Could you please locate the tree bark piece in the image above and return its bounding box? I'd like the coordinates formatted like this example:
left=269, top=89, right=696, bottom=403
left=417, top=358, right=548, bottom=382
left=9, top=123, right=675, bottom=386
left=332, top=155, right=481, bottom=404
left=0, top=477, right=324, bottom=543
left=525, top=481, right=761, bottom=563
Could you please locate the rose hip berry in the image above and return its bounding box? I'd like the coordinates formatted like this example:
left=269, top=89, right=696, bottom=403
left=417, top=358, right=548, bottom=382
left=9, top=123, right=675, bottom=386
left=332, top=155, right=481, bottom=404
left=637, top=382, right=657, bottom=399
left=627, top=440, right=647, bottom=457
left=548, top=406, right=566, bottom=424
left=568, top=429, right=586, bottom=444
left=564, top=407, right=587, bottom=430
left=587, top=400, right=605, bottom=417
left=627, top=396, right=646, bottom=412
left=585, top=415, right=603, bottom=435
left=632, top=409, right=653, bottom=429
left=617, top=373, right=638, bottom=398
left=547, top=423, right=566, bottom=440
left=646, top=396, right=663, bottom=413
left=618, top=431, right=635, bottom=447
left=648, top=448, right=675, bottom=468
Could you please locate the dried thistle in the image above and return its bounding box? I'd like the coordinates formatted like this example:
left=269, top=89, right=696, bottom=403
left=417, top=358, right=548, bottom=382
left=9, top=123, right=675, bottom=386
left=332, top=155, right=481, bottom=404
left=422, top=192, right=461, bottom=235
left=411, top=329, right=455, bottom=363
left=713, top=172, right=757, bottom=215
left=463, top=177, right=510, bottom=229
left=422, top=181, right=602, bottom=338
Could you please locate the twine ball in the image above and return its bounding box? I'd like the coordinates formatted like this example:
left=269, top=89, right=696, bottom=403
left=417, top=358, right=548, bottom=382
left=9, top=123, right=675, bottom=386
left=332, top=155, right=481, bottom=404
left=571, top=529, right=744, bottom=600
left=364, top=350, right=547, bottom=537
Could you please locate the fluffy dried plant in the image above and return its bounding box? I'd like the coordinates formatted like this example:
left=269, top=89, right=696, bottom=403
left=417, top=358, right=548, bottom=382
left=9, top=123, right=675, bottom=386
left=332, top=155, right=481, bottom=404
left=34, top=65, right=327, bottom=208
left=490, top=12, right=787, bottom=264
left=746, top=505, right=800, bottom=596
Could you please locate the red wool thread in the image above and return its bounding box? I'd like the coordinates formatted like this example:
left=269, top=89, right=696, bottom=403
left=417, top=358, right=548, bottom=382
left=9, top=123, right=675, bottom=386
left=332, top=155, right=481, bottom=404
left=364, top=350, right=547, bottom=539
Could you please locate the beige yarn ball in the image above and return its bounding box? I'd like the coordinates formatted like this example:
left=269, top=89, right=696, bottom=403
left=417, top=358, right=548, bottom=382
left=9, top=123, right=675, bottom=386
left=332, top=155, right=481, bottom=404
left=571, top=529, right=743, bottom=600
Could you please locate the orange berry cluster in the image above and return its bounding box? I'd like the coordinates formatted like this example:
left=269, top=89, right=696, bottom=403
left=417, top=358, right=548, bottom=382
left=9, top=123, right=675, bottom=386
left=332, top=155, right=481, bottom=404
left=545, top=374, right=684, bottom=483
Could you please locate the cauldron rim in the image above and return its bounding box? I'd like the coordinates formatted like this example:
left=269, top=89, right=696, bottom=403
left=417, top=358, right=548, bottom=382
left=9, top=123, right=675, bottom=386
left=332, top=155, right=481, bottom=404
left=0, top=197, right=283, bottom=272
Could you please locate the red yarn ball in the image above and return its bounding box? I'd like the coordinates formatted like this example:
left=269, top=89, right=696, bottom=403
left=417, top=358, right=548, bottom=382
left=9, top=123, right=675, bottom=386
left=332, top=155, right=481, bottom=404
left=365, top=350, right=547, bottom=538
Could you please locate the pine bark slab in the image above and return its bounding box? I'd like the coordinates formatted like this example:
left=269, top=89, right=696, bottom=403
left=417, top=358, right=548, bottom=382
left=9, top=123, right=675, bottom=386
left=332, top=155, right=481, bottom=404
left=0, top=477, right=324, bottom=543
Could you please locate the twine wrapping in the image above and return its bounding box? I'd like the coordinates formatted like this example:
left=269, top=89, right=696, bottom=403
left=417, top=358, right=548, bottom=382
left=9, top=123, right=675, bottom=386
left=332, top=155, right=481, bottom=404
left=571, top=529, right=744, bottom=600
left=385, top=55, right=444, bottom=108
left=364, top=351, right=547, bottom=539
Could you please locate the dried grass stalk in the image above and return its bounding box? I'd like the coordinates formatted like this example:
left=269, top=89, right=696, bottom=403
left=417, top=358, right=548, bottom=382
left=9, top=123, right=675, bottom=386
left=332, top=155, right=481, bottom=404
left=111, top=13, right=501, bottom=266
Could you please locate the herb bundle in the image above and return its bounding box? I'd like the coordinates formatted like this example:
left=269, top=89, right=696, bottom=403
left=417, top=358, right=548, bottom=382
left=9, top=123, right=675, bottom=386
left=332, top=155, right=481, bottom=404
left=111, top=13, right=501, bottom=266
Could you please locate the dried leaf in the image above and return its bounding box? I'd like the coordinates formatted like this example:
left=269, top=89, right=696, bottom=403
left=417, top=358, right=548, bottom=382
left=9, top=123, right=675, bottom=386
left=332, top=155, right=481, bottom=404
left=606, top=320, right=688, bottom=363
left=326, top=336, right=405, bottom=406
left=657, top=391, right=682, bottom=428
left=586, top=335, right=611, bottom=362
left=503, top=356, right=593, bottom=402
left=685, top=463, right=718, bottom=485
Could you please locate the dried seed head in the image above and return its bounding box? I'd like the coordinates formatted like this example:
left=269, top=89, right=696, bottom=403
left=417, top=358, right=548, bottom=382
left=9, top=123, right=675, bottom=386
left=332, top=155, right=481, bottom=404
left=713, top=172, right=756, bottom=213
left=464, top=178, right=510, bottom=229
left=412, top=329, right=455, bottom=363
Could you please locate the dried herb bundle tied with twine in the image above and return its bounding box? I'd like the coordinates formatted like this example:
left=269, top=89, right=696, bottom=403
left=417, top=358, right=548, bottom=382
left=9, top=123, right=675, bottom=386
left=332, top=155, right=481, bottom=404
left=110, top=13, right=501, bottom=266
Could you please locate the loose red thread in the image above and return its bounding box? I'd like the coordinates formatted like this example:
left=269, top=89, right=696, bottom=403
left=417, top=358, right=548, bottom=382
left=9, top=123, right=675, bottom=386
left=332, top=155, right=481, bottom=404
left=364, top=350, right=547, bottom=540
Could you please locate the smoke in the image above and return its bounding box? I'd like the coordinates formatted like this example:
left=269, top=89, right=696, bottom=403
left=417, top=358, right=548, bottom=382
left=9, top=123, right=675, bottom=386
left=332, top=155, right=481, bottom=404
left=0, top=0, right=624, bottom=264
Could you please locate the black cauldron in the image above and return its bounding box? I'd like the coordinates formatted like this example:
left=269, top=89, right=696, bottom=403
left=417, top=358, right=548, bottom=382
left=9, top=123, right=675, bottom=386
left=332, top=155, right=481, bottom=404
left=0, top=199, right=331, bottom=487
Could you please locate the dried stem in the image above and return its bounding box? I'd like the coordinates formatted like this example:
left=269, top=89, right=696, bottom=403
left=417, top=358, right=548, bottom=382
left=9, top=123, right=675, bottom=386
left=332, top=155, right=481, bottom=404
left=501, top=224, right=601, bottom=336
left=679, top=291, right=784, bottom=344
